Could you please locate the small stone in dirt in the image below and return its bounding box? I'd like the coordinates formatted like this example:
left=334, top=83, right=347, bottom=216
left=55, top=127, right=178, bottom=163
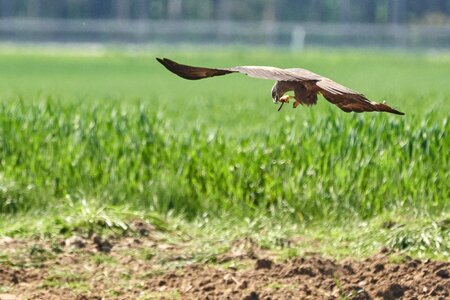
left=255, top=258, right=273, bottom=270
left=65, top=236, right=86, bottom=249
left=93, top=236, right=113, bottom=253
left=223, top=273, right=234, bottom=284
left=435, top=269, right=449, bottom=279
left=0, top=294, right=18, bottom=300
left=243, top=291, right=259, bottom=300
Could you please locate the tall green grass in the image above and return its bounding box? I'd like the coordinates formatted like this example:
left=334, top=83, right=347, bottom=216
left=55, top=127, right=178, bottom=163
left=0, top=48, right=448, bottom=222
left=0, top=99, right=447, bottom=221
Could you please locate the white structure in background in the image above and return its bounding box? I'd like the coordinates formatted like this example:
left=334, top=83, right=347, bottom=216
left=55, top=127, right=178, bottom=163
left=0, top=18, right=450, bottom=50
left=291, top=26, right=306, bottom=50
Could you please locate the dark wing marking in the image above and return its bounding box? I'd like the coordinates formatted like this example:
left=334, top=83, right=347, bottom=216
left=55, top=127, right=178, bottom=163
left=156, top=58, right=317, bottom=82
left=287, top=68, right=404, bottom=115
left=156, top=58, right=235, bottom=80
left=316, top=78, right=404, bottom=115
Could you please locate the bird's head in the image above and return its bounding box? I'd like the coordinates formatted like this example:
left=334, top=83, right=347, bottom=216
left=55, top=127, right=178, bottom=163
left=271, top=88, right=279, bottom=103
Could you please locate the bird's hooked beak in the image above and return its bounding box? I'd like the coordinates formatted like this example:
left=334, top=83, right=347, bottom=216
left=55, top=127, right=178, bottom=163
left=271, top=91, right=284, bottom=111
left=271, top=89, right=279, bottom=103
left=273, top=95, right=279, bottom=104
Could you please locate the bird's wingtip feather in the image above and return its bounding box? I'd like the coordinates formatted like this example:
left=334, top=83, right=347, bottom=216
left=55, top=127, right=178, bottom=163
left=388, top=108, right=405, bottom=115
left=156, top=57, right=172, bottom=62
left=156, top=57, right=178, bottom=67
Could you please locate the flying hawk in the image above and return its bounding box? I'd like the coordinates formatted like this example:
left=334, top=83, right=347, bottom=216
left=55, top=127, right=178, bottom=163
left=156, top=58, right=404, bottom=115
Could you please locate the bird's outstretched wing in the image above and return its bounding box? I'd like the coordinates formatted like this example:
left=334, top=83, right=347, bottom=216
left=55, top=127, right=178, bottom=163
left=317, top=79, right=404, bottom=115
left=157, top=58, right=404, bottom=115
left=288, top=68, right=404, bottom=115
left=156, top=58, right=318, bottom=82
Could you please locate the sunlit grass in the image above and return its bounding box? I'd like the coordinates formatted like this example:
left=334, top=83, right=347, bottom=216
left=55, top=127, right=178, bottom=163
left=0, top=101, right=447, bottom=220
left=0, top=48, right=448, bottom=258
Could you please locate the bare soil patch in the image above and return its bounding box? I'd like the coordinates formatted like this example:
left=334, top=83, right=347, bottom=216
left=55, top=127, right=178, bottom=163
left=0, top=234, right=448, bottom=300
left=148, top=254, right=449, bottom=299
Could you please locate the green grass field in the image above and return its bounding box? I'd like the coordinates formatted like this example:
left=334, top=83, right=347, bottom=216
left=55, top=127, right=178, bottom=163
left=0, top=47, right=448, bottom=259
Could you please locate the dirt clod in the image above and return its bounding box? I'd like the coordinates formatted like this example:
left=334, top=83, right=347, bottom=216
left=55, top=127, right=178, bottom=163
left=376, top=283, right=405, bottom=299
left=92, top=236, right=112, bottom=253
left=131, top=220, right=154, bottom=237
left=238, top=280, right=249, bottom=289
left=157, top=279, right=166, bottom=286
left=243, top=291, right=259, bottom=300
left=255, top=258, right=273, bottom=270
left=436, top=269, right=449, bottom=278
left=145, top=253, right=449, bottom=299
left=373, top=263, right=385, bottom=272
left=10, top=273, right=18, bottom=285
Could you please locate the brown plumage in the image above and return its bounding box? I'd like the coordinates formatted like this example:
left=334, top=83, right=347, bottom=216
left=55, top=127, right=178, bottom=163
left=156, top=58, right=404, bottom=115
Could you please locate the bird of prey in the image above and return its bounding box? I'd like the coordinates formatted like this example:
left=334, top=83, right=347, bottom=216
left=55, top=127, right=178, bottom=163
left=156, top=58, right=404, bottom=115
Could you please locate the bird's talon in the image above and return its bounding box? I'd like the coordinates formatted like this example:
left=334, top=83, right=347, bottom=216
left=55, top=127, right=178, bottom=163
left=279, top=95, right=293, bottom=103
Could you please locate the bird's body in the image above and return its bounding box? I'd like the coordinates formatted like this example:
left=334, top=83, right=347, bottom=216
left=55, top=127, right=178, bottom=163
left=272, top=81, right=318, bottom=107
left=156, top=58, right=404, bottom=115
